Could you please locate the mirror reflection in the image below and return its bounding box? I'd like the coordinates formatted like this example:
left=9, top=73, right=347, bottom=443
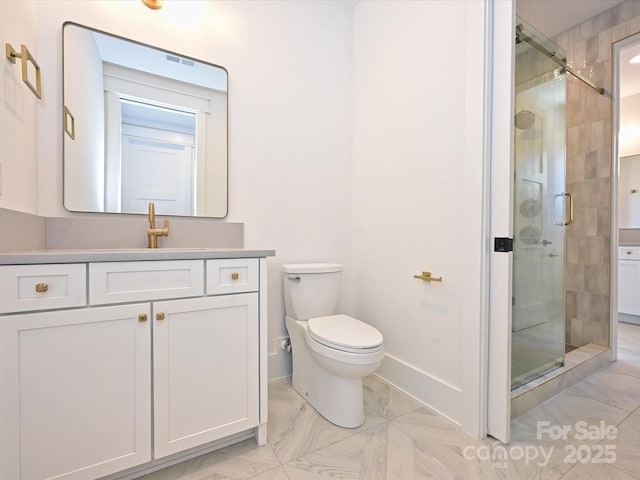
left=63, top=22, right=228, bottom=218
left=619, top=34, right=640, bottom=228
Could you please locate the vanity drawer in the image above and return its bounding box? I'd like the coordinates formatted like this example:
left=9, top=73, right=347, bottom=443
left=206, top=258, right=258, bottom=295
left=620, top=247, right=640, bottom=260
left=0, top=264, right=86, bottom=313
left=89, top=260, right=204, bottom=305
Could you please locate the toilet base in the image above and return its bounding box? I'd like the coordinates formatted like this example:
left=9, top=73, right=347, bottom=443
left=292, top=366, right=365, bottom=429
left=286, top=316, right=382, bottom=429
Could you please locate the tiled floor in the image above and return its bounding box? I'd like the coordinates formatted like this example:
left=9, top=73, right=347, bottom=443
left=140, top=323, right=640, bottom=480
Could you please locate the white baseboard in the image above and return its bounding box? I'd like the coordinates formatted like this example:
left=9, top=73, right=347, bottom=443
left=376, top=353, right=462, bottom=426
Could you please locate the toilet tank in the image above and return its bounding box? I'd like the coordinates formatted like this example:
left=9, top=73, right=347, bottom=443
left=282, top=263, right=343, bottom=320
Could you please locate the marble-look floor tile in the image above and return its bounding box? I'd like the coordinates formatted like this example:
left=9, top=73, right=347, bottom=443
left=566, top=370, right=640, bottom=412
left=610, top=413, right=640, bottom=479
left=363, top=375, right=423, bottom=420
left=137, top=439, right=281, bottom=480
left=605, top=358, right=640, bottom=379
left=560, top=463, right=638, bottom=480
left=391, top=408, right=504, bottom=480
left=507, top=412, right=614, bottom=480
left=249, top=467, right=290, bottom=480
left=617, top=348, right=640, bottom=365
left=284, top=419, right=502, bottom=480
left=511, top=391, right=629, bottom=444
left=267, top=381, right=386, bottom=464
left=283, top=423, right=388, bottom=480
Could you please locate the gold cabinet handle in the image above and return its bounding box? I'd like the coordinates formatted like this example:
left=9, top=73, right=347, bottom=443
left=231, top=272, right=239, bottom=280
left=35, top=283, right=48, bottom=293
left=138, top=314, right=148, bottom=322
left=413, top=271, right=443, bottom=282
left=156, top=312, right=165, bottom=321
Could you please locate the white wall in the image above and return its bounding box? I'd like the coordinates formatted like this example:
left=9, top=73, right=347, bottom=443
left=620, top=92, right=640, bottom=158
left=34, top=0, right=354, bottom=380
left=0, top=0, right=39, bottom=214
left=63, top=25, right=105, bottom=212
left=620, top=154, right=640, bottom=227
left=352, top=0, right=488, bottom=432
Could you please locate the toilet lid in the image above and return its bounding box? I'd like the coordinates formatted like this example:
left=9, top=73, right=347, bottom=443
left=308, top=315, right=383, bottom=351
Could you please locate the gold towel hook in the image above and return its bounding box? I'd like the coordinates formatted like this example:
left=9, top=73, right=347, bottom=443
left=6, top=43, right=42, bottom=99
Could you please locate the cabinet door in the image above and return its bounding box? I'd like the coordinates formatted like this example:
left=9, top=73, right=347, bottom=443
left=619, top=260, right=640, bottom=315
left=153, top=293, right=259, bottom=458
left=0, top=305, right=151, bottom=480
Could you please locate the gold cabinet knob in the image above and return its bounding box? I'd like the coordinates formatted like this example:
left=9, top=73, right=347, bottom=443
left=138, top=314, right=148, bottom=322
left=231, top=272, right=239, bottom=280
left=35, top=283, right=48, bottom=293
left=156, top=312, right=165, bottom=321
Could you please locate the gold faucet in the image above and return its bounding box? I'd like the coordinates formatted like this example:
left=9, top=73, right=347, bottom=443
left=147, top=202, right=169, bottom=248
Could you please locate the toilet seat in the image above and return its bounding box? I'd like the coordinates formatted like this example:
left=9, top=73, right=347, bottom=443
left=308, top=314, right=383, bottom=354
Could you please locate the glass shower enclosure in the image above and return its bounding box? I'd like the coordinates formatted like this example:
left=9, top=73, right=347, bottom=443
left=511, top=19, right=567, bottom=389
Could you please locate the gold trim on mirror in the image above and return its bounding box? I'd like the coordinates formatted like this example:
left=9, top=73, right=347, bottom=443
left=63, top=106, right=75, bottom=140
left=6, top=43, right=42, bottom=99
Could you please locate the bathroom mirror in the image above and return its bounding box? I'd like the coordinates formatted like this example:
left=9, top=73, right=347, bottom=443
left=62, top=22, right=228, bottom=217
left=618, top=34, right=640, bottom=228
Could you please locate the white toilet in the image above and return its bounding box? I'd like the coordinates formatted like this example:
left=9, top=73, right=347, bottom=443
left=282, top=263, right=384, bottom=428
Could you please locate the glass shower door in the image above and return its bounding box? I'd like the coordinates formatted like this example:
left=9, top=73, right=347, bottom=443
left=511, top=20, right=566, bottom=389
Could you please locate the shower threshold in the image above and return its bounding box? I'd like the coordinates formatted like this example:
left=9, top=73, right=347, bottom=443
left=510, top=343, right=611, bottom=420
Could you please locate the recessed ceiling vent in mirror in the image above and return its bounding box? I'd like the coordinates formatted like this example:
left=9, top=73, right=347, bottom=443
left=165, top=54, right=195, bottom=67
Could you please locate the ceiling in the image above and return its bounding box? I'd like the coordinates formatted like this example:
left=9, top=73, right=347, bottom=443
left=516, top=0, right=625, bottom=38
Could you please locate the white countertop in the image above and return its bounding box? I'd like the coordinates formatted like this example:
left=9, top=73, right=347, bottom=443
left=0, top=248, right=275, bottom=265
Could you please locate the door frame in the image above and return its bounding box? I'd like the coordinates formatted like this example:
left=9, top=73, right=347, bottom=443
left=609, top=33, right=640, bottom=361
left=486, top=0, right=516, bottom=443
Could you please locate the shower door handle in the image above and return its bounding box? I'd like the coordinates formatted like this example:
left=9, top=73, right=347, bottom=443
left=563, top=192, right=574, bottom=226
left=554, top=192, right=574, bottom=226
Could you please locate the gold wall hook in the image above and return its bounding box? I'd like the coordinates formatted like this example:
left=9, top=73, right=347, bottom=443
left=6, top=43, right=42, bottom=99
left=413, top=271, right=443, bottom=282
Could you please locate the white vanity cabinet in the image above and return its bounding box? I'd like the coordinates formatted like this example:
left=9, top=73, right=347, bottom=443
left=0, top=302, right=152, bottom=480
left=0, top=253, right=270, bottom=480
left=153, top=293, right=258, bottom=458
left=619, top=247, right=640, bottom=315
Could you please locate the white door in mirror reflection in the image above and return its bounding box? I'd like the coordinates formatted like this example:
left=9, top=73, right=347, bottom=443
left=121, top=136, right=194, bottom=216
